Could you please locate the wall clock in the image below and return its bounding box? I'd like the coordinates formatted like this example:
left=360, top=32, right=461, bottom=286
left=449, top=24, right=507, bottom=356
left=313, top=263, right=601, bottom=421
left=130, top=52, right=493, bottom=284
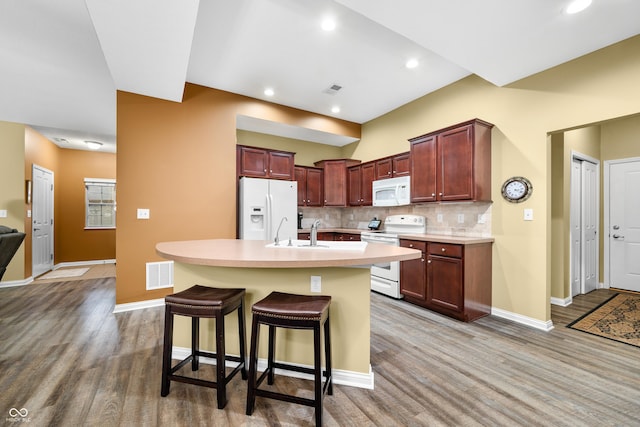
left=501, top=176, right=533, bottom=203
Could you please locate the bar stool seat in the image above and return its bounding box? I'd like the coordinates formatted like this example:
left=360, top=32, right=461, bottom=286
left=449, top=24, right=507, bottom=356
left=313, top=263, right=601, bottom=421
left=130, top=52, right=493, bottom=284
left=246, top=291, right=332, bottom=426
left=161, top=285, right=247, bottom=409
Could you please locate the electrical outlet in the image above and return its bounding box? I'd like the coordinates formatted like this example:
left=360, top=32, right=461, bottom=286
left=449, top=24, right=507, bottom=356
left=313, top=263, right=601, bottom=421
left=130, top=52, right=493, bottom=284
left=0, top=209, right=7, bottom=218
left=457, top=214, right=465, bottom=224
left=137, top=208, right=150, bottom=219
left=478, top=214, right=486, bottom=224
left=437, top=214, right=443, bottom=223
left=310, top=275, right=321, bottom=293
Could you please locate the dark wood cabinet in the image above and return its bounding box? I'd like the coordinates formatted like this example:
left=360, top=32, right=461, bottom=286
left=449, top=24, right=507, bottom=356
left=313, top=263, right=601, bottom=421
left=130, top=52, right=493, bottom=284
left=400, top=239, right=492, bottom=322
left=400, top=240, right=427, bottom=300
left=295, top=166, right=323, bottom=207
left=314, top=159, right=360, bottom=207
left=409, top=119, right=493, bottom=202
left=237, top=145, right=295, bottom=180
left=375, top=152, right=410, bottom=179
left=334, top=232, right=361, bottom=241
left=348, top=161, right=375, bottom=206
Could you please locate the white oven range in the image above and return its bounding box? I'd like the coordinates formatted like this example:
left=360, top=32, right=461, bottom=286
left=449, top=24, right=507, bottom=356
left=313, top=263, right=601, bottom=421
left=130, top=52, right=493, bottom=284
left=360, top=214, right=426, bottom=298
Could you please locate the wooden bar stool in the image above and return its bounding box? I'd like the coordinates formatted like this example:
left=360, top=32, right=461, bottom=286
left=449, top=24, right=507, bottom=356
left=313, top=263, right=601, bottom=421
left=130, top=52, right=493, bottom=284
left=161, top=285, right=247, bottom=409
left=246, top=291, right=332, bottom=426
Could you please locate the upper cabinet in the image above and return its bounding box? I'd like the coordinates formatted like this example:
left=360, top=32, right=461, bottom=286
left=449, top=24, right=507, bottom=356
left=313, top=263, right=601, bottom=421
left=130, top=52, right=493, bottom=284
left=348, top=161, right=376, bottom=206
left=409, top=119, right=493, bottom=203
left=237, top=145, right=295, bottom=180
left=315, top=159, right=361, bottom=207
left=295, top=166, right=323, bottom=207
left=375, top=152, right=410, bottom=180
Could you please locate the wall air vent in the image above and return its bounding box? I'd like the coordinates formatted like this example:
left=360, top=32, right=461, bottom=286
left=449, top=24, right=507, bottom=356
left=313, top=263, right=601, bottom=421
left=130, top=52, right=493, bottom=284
left=146, top=261, right=174, bottom=290
left=323, top=84, right=343, bottom=95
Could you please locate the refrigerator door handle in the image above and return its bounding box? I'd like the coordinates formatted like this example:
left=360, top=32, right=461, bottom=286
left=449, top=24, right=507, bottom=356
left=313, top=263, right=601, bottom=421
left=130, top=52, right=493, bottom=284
left=266, top=193, right=273, bottom=241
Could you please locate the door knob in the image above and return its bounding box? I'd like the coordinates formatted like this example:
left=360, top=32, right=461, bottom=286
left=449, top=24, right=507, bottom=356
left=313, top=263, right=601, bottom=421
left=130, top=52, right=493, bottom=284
left=613, top=225, right=620, bottom=230
left=613, top=234, right=624, bottom=239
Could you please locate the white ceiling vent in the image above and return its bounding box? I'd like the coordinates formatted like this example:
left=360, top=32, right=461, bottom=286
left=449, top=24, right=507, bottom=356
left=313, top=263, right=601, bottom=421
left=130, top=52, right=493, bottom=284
left=323, top=84, right=343, bottom=95
left=146, top=261, right=174, bottom=290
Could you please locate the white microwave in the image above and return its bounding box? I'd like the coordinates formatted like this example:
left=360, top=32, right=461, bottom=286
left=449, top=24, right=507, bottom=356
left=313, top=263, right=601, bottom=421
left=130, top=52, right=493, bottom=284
left=372, top=176, right=411, bottom=206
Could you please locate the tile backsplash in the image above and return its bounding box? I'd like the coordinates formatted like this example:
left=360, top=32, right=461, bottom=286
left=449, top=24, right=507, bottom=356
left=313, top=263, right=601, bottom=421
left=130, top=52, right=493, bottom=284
left=300, top=202, right=492, bottom=237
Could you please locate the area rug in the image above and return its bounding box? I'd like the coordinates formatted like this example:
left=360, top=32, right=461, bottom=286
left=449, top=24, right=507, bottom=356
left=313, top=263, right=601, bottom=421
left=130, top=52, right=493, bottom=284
left=568, top=293, right=640, bottom=348
left=37, top=267, right=90, bottom=280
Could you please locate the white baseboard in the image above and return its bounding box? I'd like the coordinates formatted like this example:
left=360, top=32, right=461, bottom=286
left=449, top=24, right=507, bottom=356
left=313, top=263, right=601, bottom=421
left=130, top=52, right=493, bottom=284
left=171, top=346, right=375, bottom=390
left=550, top=296, right=572, bottom=307
left=113, top=298, right=165, bottom=313
left=54, top=259, right=116, bottom=269
left=0, top=277, right=34, bottom=288
left=491, top=307, right=554, bottom=331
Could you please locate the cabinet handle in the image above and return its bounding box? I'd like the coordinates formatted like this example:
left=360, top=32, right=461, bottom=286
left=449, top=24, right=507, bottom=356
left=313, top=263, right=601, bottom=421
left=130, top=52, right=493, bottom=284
left=427, top=259, right=432, bottom=263
left=409, top=244, right=414, bottom=248
left=441, top=248, right=446, bottom=252
left=421, top=258, right=425, bottom=262
left=264, top=169, right=267, bottom=172
left=431, top=193, right=435, bottom=197
left=439, top=192, right=443, bottom=196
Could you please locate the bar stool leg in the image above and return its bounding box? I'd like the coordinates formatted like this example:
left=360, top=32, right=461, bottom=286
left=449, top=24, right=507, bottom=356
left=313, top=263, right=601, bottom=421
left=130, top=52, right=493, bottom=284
left=325, top=314, right=333, bottom=395
left=267, top=325, right=276, bottom=385
left=246, top=315, right=260, bottom=415
left=161, top=305, right=173, bottom=396
left=314, top=322, right=323, bottom=427
left=215, top=312, right=227, bottom=409
left=192, top=317, right=199, bottom=371
left=237, top=300, right=248, bottom=380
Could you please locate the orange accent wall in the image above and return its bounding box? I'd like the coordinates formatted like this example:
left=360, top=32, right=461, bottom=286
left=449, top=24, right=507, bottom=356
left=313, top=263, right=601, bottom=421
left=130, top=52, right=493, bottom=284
left=115, top=83, right=360, bottom=304
left=24, top=127, right=116, bottom=277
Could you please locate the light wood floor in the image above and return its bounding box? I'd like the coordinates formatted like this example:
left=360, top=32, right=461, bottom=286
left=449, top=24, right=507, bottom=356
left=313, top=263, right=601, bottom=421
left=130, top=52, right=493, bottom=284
left=1, top=271, right=639, bottom=426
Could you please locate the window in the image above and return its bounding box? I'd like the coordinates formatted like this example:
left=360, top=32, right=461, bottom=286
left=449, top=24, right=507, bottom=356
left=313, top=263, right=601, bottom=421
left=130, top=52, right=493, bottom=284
left=85, top=178, right=116, bottom=229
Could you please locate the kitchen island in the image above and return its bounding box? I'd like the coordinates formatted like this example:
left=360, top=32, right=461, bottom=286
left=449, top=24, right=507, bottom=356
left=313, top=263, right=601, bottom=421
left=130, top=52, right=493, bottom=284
left=156, top=238, right=420, bottom=389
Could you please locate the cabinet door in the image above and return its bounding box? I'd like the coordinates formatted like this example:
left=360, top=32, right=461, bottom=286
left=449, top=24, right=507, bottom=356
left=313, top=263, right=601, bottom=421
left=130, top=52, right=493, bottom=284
left=305, top=168, right=323, bottom=207
left=392, top=152, right=410, bottom=177
left=427, top=254, right=463, bottom=312
left=410, top=135, right=437, bottom=202
left=348, top=166, right=362, bottom=206
left=323, top=161, right=348, bottom=206
left=268, top=151, right=295, bottom=180
left=375, top=157, right=392, bottom=179
left=238, top=146, right=269, bottom=178
left=438, top=125, right=474, bottom=201
left=335, top=233, right=361, bottom=241
left=400, top=240, right=427, bottom=300
left=360, top=162, right=376, bottom=205
left=295, top=167, right=307, bottom=206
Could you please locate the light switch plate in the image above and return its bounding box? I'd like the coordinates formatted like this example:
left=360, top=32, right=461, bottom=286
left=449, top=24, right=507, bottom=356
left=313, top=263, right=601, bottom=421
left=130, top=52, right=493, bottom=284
left=457, top=214, right=464, bottom=224
left=437, top=214, right=443, bottom=223
left=0, top=209, right=7, bottom=218
left=524, top=209, right=533, bottom=221
left=137, top=208, right=150, bottom=219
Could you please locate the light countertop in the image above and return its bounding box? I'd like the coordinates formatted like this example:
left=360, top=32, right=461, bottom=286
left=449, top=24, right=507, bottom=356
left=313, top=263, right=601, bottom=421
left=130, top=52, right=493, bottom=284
left=297, top=228, right=494, bottom=245
left=156, top=238, right=421, bottom=268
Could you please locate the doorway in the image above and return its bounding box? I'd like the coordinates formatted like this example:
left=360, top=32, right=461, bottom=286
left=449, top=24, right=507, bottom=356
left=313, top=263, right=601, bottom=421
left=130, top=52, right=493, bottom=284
left=605, top=158, right=640, bottom=292
left=32, top=164, right=54, bottom=277
left=570, top=152, right=599, bottom=297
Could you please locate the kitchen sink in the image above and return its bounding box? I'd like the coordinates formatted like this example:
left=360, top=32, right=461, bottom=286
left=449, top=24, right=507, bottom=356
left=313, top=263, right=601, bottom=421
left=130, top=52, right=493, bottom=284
left=265, top=240, right=367, bottom=251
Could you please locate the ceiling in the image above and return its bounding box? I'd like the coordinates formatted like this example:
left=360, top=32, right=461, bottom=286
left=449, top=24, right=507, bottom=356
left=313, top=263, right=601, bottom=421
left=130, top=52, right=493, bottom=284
left=2, top=0, right=640, bottom=152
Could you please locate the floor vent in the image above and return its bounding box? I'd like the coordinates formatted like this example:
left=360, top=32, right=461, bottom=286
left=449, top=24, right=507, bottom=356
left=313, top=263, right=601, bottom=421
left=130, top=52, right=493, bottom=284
left=146, top=261, right=174, bottom=290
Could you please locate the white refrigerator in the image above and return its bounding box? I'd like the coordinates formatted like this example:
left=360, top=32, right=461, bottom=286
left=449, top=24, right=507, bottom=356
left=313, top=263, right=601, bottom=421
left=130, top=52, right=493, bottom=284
left=239, top=177, right=298, bottom=242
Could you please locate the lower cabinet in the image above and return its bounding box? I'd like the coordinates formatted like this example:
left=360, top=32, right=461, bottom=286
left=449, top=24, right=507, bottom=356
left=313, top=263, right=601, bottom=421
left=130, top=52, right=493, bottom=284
left=298, top=232, right=360, bottom=241
left=400, top=239, right=492, bottom=322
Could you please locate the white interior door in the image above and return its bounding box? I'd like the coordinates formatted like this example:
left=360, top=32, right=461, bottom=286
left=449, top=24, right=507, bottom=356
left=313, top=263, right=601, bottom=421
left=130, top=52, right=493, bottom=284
left=569, top=154, right=599, bottom=297
left=609, top=160, right=640, bottom=291
left=581, top=160, right=598, bottom=294
left=32, top=165, right=54, bottom=277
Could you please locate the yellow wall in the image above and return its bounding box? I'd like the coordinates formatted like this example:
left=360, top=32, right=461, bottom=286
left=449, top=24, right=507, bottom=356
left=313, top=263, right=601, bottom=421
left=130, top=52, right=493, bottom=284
left=601, top=114, right=640, bottom=160
left=0, top=121, right=26, bottom=281
left=357, top=35, right=640, bottom=322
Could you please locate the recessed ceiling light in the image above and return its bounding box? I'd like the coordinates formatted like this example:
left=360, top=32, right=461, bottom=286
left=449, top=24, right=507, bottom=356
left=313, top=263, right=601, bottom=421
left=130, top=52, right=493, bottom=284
left=405, top=58, right=419, bottom=69
left=85, top=141, right=103, bottom=150
left=264, top=88, right=274, bottom=97
left=321, top=17, right=336, bottom=32
left=566, top=0, right=592, bottom=14
left=331, top=106, right=341, bottom=114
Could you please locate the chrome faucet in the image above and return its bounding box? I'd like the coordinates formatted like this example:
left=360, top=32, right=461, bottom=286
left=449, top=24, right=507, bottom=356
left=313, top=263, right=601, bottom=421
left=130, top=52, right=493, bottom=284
left=310, top=219, right=321, bottom=246
left=274, top=217, right=287, bottom=246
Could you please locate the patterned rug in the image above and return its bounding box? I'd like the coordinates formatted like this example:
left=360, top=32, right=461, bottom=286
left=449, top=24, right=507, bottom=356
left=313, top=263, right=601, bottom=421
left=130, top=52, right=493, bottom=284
left=568, top=293, right=640, bottom=348
left=37, top=267, right=89, bottom=280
